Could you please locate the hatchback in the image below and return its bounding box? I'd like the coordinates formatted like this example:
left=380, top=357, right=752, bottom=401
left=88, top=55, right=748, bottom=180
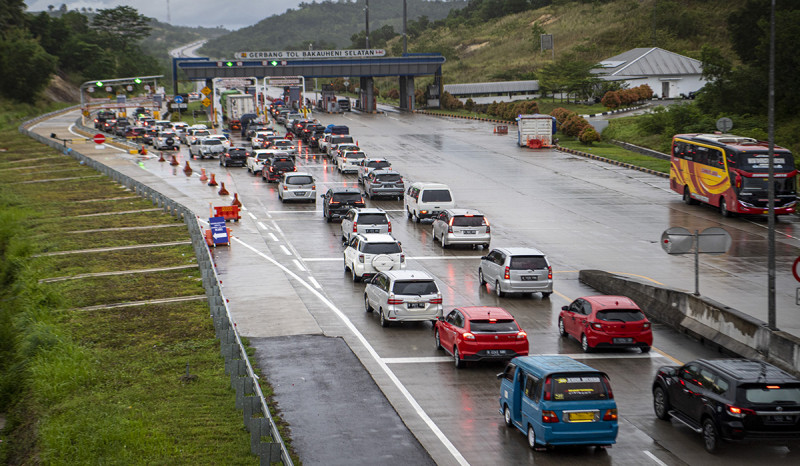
left=278, top=172, right=316, bottom=203
left=321, top=188, right=366, bottom=222
left=358, top=158, right=392, bottom=185
left=262, top=156, right=296, bottom=182
left=478, top=247, right=553, bottom=298
left=343, top=233, right=405, bottom=281
left=559, top=295, right=653, bottom=353
left=337, top=150, right=367, bottom=174
left=364, top=270, right=443, bottom=327
left=219, top=147, right=249, bottom=167
left=432, top=209, right=491, bottom=249
left=364, top=170, right=405, bottom=200
left=434, top=306, right=528, bottom=368
left=341, top=208, right=391, bottom=242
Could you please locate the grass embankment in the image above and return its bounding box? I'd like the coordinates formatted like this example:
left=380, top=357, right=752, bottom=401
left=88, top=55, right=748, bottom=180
left=0, top=111, right=281, bottom=464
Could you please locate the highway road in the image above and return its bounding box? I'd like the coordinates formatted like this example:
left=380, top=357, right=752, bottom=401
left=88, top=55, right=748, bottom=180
left=29, top=104, right=800, bottom=465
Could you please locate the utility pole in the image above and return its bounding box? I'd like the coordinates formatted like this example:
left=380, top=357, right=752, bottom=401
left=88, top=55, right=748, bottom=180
left=365, top=0, right=370, bottom=49
left=767, top=0, right=777, bottom=329
left=403, top=0, right=408, bottom=54
left=652, top=0, right=657, bottom=46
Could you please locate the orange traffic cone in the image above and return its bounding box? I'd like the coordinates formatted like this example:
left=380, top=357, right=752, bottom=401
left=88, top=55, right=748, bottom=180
left=207, top=173, right=218, bottom=187
left=218, top=182, right=229, bottom=196
left=139, top=145, right=147, bottom=155
left=170, top=155, right=179, bottom=166
left=232, top=193, right=242, bottom=207
left=199, top=168, right=208, bottom=182
left=158, top=151, right=165, bottom=162
left=183, top=161, right=192, bottom=174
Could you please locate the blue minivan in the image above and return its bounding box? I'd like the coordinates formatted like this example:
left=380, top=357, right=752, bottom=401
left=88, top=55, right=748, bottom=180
left=497, top=355, right=618, bottom=450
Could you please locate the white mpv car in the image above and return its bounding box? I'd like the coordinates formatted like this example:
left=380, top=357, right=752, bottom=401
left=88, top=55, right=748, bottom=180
left=343, top=233, right=405, bottom=282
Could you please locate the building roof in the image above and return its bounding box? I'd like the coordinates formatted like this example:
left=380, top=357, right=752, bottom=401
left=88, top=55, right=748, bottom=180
left=591, top=47, right=702, bottom=78
left=443, top=80, right=539, bottom=95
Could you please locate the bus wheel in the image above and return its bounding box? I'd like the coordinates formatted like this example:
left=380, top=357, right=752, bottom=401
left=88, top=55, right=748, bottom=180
left=683, top=187, right=697, bottom=205
left=720, top=198, right=733, bottom=218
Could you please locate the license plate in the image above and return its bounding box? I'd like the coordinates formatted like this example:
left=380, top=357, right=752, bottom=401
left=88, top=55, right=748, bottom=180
left=294, top=192, right=306, bottom=196
left=463, top=230, right=476, bottom=234
left=568, top=412, right=596, bottom=422
left=407, top=303, right=424, bottom=309
left=520, top=276, right=537, bottom=281
left=366, top=229, right=380, bottom=233
left=486, top=350, right=506, bottom=356
left=613, top=337, right=634, bottom=344
left=767, top=415, right=794, bottom=423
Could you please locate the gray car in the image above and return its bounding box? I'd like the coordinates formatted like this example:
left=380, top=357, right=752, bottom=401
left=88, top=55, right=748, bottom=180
left=478, top=247, right=553, bottom=298
left=364, top=270, right=443, bottom=327
left=432, top=209, right=491, bottom=249
left=341, top=208, right=391, bottom=242
left=364, top=169, right=405, bottom=200
left=278, top=172, right=316, bottom=203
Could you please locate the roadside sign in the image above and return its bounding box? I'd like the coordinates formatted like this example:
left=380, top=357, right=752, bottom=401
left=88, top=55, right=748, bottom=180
left=793, top=256, right=800, bottom=282
left=697, top=227, right=732, bottom=254
left=661, top=227, right=693, bottom=254
left=209, top=217, right=229, bottom=245
left=92, top=133, right=106, bottom=145
left=170, top=103, right=188, bottom=109
left=202, top=98, right=211, bottom=107
left=201, top=86, right=211, bottom=95
left=716, top=117, right=733, bottom=132
left=174, top=95, right=184, bottom=104
left=82, top=109, right=89, bottom=117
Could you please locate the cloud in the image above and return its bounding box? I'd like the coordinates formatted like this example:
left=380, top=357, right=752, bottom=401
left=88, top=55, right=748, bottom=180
left=23, top=0, right=306, bottom=30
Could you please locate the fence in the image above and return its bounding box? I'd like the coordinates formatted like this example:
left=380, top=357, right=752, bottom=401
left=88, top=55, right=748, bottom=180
left=19, top=111, right=293, bottom=466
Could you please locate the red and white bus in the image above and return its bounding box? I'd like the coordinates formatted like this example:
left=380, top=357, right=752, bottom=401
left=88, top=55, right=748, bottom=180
left=670, top=133, right=797, bottom=216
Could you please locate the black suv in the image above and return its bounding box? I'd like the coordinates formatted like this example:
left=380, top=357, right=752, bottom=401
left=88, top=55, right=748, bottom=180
left=262, top=156, right=296, bottom=182
left=94, top=110, right=116, bottom=129
left=320, top=187, right=365, bottom=222
left=220, top=147, right=250, bottom=168
left=653, top=358, right=800, bottom=453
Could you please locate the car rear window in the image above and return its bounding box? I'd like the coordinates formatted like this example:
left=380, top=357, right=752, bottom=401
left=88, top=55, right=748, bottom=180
left=357, top=213, right=388, bottom=224
left=332, top=193, right=363, bottom=202
left=273, top=160, right=295, bottom=169
left=392, top=280, right=438, bottom=295
left=469, top=319, right=518, bottom=333
left=509, top=255, right=548, bottom=270
left=421, top=189, right=452, bottom=202
left=362, top=242, right=401, bottom=254
left=286, top=175, right=313, bottom=185
left=452, top=215, right=485, bottom=227
left=333, top=137, right=354, bottom=144
left=228, top=149, right=248, bottom=156
left=596, top=309, right=646, bottom=322
left=742, top=384, right=800, bottom=404
left=344, top=152, right=366, bottom=159
left=204, top=139, right=222, bottom=145
left=275, top=141, right=293, bottom=147
left=376, top=173, right=402, bottom=182
left=550, top=374, right=610, bottom=401
left=369, top=161, right=391, bottom=169
left=194, top=130, right=210, bottom=137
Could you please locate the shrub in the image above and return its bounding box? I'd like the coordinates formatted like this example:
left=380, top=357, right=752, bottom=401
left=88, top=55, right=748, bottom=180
left=464, top=98, right=475, bottom=111
left=561, top=114, right=591, bottom=137
left=549, top=107, right=574, bottom=125
left=601, top=91, right=621, bottom=109
left=440, top=91, right=464, bottom=110
left=386, top=88, right=399, bottom=100
left=579, top=126, right=601, bottom=145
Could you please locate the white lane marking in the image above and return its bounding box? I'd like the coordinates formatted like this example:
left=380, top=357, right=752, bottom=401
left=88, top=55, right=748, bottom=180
left=257, top=221, right=267, bottom=230
left=268, top=233, right=278, bottom=242
left=233, top=238, right=470, bottom=466
left=307, top=276, right=321, bottom=289
left=302, top=256, right=480, bottom=262
left=533, top=352, right=664, bottom=360
left=643, top=450, right=668, bottom=466
left=293, top=259, right=305, bottom=271
left=248, top=212, right=257, bottom=220
left=272, top=221, right=284, bottom=234
left=383, top=357, right=452, bottom=364
left=279, top=245, right=292, bottom=256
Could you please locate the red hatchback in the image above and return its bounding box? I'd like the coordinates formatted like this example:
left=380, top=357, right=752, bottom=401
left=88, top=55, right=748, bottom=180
left=434, top=306, right=528, bottom=369
left=558, top=296, right=652, bottom=353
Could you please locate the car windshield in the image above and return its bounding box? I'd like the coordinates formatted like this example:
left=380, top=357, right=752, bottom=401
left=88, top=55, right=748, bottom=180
left=392, top=280, right=438, bottom=295
left=509, top=255, right=547, bottom=270
left=742, top=384, right=800, bottom=404
left=469, top=319, right=518, bottom=333
left=357, top=213, right=388, bottom=224
left=452, top=216, right=484, bottom=227
left=550, top=374, right=610, bottom=401
left=596, top=309, right=646, bottom=322
left=286, top=176, right=313, bottom=185
left=421, top=189, right=452, bottom=202
left=332, top=193, right=363, bottom=202
left=362, top=242, right=401, bottom=254
left=376, top=173, right=402, bottom=182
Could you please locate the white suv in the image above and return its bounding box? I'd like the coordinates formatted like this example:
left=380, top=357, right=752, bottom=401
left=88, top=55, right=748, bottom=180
left=343, top=233, right=405, bottom=282
left=340, top=208, right=391, bottom=242
left=364, top=270, right=443, bottom=327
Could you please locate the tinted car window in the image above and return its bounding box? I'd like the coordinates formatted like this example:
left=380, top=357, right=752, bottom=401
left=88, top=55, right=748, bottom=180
left=228, top=149, right=248, bottom=156
left=362, top=242, right=401, bottom=254
left=332, top=193, right=363, bottom=202
left=421, top=189, right=452, bottom=202
left=742, top=384, right=800, bottom=404
left=596, top=309, right=646, bottom=322
left=272, top=159, right=295, bottom=169
left=369, top=161, right=391, bottom=169
left=344, top=152, right=366, bottom=159
left=375, top=173, right=402, bottom=182
left=286, top=176, right=313, bottom=185
left=452, top=216, right=484, bottom=227
left=551, top=375, right=610, bottom=401
left=392, top=280, right=438, bottom=295
left=357, top=214, right=388, bottom=224
left=509, top=255, right=547, bottom=270
left=469, top=319, right=518, bottom=333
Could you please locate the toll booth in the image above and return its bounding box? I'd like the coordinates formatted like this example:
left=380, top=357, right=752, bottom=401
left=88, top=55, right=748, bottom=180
left=359, top=76, right=377, bottom=113
left=320, top=84, right=338, bottom=113
left=283, top=86, right=302, bottom=109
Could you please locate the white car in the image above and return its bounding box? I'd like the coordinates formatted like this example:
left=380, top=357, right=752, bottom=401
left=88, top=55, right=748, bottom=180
left=171, top=122, right=189, bottom=139
left=247, top=149, right=272, bottom=175
left=340, top=208, right=391, bottom=242
left=336, top=150, right=366, bottom=174
left=358, top=158, right=391, bottom=185
left=364, top=270, right=443, bottom=327
left=270, top=139, right=297, bottom=156
left=250, top=130, right=275, bottom=149
left=278, top=172, right=316, bottom=203
left=343, top=233, right=405, bottom=282
left=206, top=134, right=231, bottom=148
left=153, top=130, right=180, bottom=150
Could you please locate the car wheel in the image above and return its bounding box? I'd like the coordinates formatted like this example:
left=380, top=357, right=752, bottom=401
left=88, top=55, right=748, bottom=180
left=325, top=213, right=332, bottom=223
left=414, top=212, right=420, bottom=223
left=527, top=425, right=537, bottom=450
left=364, top=295, right=372, bottom=312
left=453, top=346, right=464, bottom=369
left=441, top=234, right=448, bottom=248
left=482, top=243, right=490, bottom=249
left=702, top=418, right=720, bottom=453
left=407, top=208, right=412, bottom=220
left=653, top=386, right=671, bottom=420
left=352, top=268, right=360, bottom=282
left=504, top=405, right=513, bottom=427
left=581, top=334, right=592, bottom=353
left=641, top=346, right=651, bottom=353
left=541, top=292, right=552, bottom=298
left=558, top=318, right=567, bottom=337
left=379, top=309, right=388, bottom=327
left=720, top=197, right=732, bottom=218
left=478, top=269, right=486, bottom=285
left=683, top=186, right=698, bottom=205
left=495, top=281, right=505, bottom=297
left=434, top=330, right=442, bottom=350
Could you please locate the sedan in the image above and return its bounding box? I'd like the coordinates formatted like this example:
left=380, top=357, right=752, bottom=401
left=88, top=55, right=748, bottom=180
left=435, top=306, right=528, bottom=368
left=558, top=295, right=653, bottom=353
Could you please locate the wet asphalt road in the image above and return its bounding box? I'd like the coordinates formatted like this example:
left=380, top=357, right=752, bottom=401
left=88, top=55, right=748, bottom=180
left=31, top=106, right=800, bottom=465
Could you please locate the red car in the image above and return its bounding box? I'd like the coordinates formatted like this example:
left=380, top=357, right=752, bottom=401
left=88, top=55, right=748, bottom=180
left=434, top=306, right=528, bottom=369
left=558, top=295, right=652, bottom=353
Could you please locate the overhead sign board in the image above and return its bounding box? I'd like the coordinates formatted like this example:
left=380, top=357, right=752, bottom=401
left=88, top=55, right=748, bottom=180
left=268, top=78, right=302, bottom=86
left=236, top=49, right=386, bottom=60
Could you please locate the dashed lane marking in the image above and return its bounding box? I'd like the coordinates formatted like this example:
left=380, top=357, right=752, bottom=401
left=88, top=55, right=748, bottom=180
left=279, top=245, right=291, bottom=255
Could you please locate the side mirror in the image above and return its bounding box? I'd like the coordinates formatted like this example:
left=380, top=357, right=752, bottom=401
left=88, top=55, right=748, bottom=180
left=496, top=373, right=506, bottom=380
left=437, top=316, right=444, bottom=322
left=320, top=194, right=325, bottom=198
left=561, top=306, right=569, bottom=311
left=480, top=256, right=488, bottom=260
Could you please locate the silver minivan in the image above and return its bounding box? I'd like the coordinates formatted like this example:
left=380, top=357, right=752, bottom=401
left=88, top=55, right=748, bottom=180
left=278, top=172, right=316, bottom=203
left=341, top=208, right=391, bottom=242
left=478, top=247, right=553, bottom=298
left=364, top=270, right=443, bottom=327
left=431, top=209, right=491, bottom=249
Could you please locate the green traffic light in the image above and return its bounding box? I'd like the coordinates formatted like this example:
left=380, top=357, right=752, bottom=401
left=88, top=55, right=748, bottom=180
left=96, top=81, right=103, bottom=87
left=134, top=78, right=142, bottom=84
left=270, top=61, right=278, bottom=66
left=226, top=61, right=233, bottom=67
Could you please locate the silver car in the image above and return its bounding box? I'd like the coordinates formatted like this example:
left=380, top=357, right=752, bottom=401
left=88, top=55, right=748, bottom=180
left=364, top=270, right=443, bottom=327
left=364, top=169, right=405, bottom=200
left=278, top=172, right=316, bottom=203
left=341, top=208, right=391, bottom=242
left=478, top=247, right=553, bottom=298
left=358, top=158, right=392, bottom=185
left=432, top=209, right=491, bottom=249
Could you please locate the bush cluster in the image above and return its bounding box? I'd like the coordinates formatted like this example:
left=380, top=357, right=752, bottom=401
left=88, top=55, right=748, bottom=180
left=549, top=107, right=593, bottom=140
left=485, top=100, right=540, bottom=121
left=441, top=91, right=464, bottom=110
left=600, top=85, right=654, bottom=109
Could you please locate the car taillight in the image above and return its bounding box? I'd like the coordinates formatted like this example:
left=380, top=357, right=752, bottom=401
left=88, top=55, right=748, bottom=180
left=329, top=200, right=339, bottom=204
left=603, top=375, right=614, bottom=399
left=643, top=322, right=651, bottom=329
left=358, top=254, right=365, bottom=264
left=430, top=296, right=442, bottom=304
left=727, top=405, right=756, bottom=418
left=282, top=185, right=288, bottom=190
left=591, top=322, right=602, bottom=330
left=269, top=167, right=274, bottom=172
left=603, top=409, right=617, bottom=421
left=353, top=222, right=357, bottom=233
left=542, top=410, right=559, bottom=423
left=516, top=331, right=527, bottom=340
left=462, top=332, right=475, bottom=341
left=543, top=376, right=552, bottom=400
left=547, top=266, right=552, bottom=280
left=486, top=225, right=491, bottom=233
left=388, top=221, right=392, bottom=233
left=504, top=266, right=510, bottom=280
left=400, top=254, right=405, bottom=263
left=387, top=297, right=404, bottom=305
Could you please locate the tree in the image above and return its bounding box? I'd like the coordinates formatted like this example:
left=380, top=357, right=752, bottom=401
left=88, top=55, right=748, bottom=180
left=579, top=126, right=601, bottom=145
left=91, top=6, right=152, bottom=50
left=0, top=28, right=58, bottom=103
left=0, top=0, right=26, bottom=31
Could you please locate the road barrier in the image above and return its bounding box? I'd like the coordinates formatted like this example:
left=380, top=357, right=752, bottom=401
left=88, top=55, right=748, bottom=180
left=18, top=113, right=294, bottom=466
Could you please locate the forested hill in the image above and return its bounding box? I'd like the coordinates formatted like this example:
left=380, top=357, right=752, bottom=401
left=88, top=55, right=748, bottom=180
left=200, top=0, right=468, bottom=58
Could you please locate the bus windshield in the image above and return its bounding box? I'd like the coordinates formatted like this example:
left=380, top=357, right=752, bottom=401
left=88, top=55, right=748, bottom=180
left=733, top=151, right=795, bottom=172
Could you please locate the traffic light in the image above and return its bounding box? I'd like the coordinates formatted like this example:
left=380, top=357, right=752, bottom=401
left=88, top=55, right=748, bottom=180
left=134, top=78, right=142, bottom=84
left=226, top=61, right=233, bottom=67
left=270, top=60, right=278, bottom=66
left=96, top=81, right=103, bottom=87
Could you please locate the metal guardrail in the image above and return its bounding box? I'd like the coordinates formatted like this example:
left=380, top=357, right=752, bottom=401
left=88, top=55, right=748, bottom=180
left=19, top=113, right=294, bottom=466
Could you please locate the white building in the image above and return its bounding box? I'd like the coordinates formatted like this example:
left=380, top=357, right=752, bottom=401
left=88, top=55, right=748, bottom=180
left=591, top=47, right=705, bottom=99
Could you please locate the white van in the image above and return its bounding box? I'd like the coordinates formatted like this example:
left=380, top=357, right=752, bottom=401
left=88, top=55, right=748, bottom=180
left=404, top=182, right=456, bottom=223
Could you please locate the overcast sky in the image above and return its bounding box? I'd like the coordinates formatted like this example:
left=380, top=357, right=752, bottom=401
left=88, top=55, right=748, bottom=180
left=24, top=0, right=309, bottom=30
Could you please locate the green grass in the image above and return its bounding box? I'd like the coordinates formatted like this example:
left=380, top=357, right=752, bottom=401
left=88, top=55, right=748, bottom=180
left=557, top=137, right=671, bottom=173
left=37, top=244, right=198, bottom=278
